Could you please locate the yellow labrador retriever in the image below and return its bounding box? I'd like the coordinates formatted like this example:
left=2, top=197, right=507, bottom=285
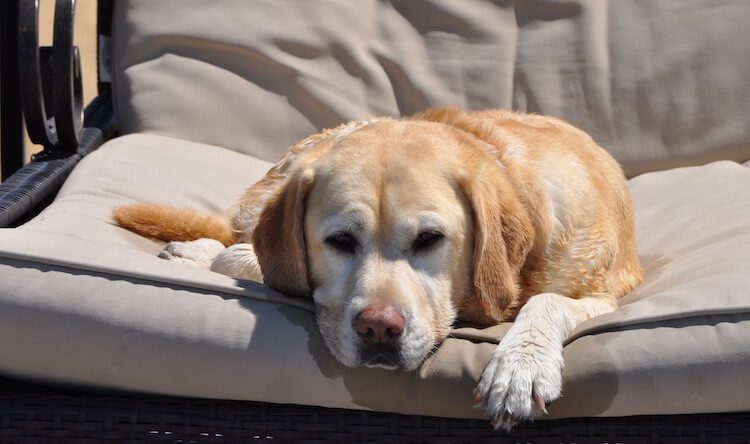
left=113, top=108, right=643, bottom=430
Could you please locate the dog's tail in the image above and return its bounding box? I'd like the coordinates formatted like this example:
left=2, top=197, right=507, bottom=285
left=112, top=204, right=235, bottom=247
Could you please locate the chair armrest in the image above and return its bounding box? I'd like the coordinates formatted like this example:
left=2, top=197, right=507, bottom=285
left=0, top=0, right=116, bottom=227
left=0, top=95, right=116, bottom=227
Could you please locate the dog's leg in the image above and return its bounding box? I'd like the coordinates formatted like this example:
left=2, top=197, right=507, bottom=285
left=474, top=293, right=616, bottom=431
left=158, top=239, right=263, bottom=283
left=158, top=238, right=226, bottom=269
left=210, top=243, right=264, bottom=283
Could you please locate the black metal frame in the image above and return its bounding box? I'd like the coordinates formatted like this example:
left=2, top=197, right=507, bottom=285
left=0, top=0, right=116, bottom=228
left=0, top=1, right=24, bottom=180
left=1, top=0, right=749, bottom=442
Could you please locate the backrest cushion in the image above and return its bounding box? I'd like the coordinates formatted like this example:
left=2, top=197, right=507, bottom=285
left=113, top=0, right=750, bottom=176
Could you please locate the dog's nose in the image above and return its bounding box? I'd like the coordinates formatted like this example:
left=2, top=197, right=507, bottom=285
left=354, top=306, right=405, bottom=345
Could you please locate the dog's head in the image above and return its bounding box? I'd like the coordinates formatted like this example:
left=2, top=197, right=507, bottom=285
left=252, top=119, right=533, bottom=371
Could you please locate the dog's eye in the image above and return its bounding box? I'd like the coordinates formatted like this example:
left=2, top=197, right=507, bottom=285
left=325, top=232, right=358, bottom=254
left=413, top=230, right=444, bottom=252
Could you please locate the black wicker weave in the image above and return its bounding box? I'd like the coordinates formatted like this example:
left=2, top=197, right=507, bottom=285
left=1, top=378, right=749, bottom=444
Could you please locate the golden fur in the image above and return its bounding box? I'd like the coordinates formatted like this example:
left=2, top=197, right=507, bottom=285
left=114, top=107, right=643, bottom=324
left=113, top=108, right=643, bottom=428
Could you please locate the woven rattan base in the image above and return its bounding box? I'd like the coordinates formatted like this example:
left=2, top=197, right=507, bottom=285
left=1, top=378, right=748, bottom=443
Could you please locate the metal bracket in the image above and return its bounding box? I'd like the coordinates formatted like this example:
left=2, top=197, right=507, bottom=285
left=18, top=0, right=83, bottom=152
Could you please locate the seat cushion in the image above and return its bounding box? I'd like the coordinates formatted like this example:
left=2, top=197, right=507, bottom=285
left=1, top=134, right=749, bottom=419
left=113, top=0, right=750, bottom=176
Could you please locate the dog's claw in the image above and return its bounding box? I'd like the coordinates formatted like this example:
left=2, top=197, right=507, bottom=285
left=533, top=389, right=547, bottom=414
left=473, top=391, right=484, bottom=406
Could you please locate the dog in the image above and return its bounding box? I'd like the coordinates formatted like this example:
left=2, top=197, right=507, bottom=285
left=113, top=108, right=643, bottom=430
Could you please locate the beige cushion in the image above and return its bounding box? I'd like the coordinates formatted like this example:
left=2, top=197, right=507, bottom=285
left=1, top=134, right=749, bottom=419
left=113, top=0, right=750, bottom=176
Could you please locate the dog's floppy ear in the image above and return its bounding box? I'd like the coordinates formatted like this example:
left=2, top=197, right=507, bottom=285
left=460, top=165, right=534, bottom=324
left=252, top=169, right=315, bottom=298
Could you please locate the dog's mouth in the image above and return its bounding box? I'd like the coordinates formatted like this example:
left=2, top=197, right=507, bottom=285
left=360, top=347, right=402, bottom=370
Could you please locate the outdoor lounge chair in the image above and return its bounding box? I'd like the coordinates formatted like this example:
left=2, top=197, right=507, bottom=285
left=1, top=1, right=750, bottom=442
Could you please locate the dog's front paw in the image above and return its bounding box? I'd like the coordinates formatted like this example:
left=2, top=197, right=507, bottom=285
left=158, top=238, right=225, bottom=269
left=474, top=337, right=563, bottom=431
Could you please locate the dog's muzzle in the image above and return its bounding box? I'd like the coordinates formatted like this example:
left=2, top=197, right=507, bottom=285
left=354, top=305, right=406, bottom=369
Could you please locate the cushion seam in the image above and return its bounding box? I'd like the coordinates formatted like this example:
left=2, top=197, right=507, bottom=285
left=2, top=249, right=747, bottom=347
left=0, top=249, right=315, bottom=313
